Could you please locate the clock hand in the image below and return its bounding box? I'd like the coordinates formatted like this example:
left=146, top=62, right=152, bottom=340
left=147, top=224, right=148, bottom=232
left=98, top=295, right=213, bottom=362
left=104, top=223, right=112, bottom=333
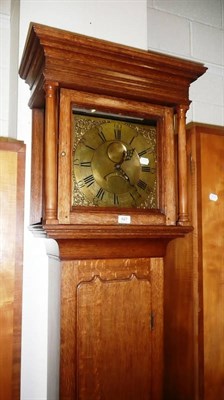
left=113, top=147, right=135, bottom=164
left=104, top=141, right=135, bottom=184
left=103, top=164, right=132, bottom=184
left=114, top=164, right=134, bottom=185
left=115, top=164, right=128, bottom=180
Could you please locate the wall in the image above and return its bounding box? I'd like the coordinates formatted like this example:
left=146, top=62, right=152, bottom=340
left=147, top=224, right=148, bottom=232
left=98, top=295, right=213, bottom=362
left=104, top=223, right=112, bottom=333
left=147, top=0, right=224, bottom=126
left=0, top=0, right=10, bottom=136
left=8, top=0, right=20, bottom=137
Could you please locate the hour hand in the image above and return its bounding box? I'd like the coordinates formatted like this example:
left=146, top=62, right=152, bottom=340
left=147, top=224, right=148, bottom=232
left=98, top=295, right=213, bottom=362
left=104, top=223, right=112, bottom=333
left=115, top=164, right=132, bottom=184
left=103, top=164, right=131, bottom=184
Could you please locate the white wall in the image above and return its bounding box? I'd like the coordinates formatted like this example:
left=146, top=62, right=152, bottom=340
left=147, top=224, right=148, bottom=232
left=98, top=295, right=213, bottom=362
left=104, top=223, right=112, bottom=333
left=1, top=1, right=223, bottom=399
left=8, top=0, right=20, bottom=137
left=0, top=0, right=10, bottom=136
left=147, top=0, right=224, bottom=125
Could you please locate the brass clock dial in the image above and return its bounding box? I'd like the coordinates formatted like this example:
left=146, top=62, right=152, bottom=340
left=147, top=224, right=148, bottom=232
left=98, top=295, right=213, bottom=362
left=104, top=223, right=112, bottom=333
left=72, top=113, right=157, bottom=208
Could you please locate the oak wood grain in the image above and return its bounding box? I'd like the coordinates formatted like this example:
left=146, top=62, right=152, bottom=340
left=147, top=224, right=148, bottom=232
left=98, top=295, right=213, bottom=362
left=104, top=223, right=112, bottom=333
left=177, top=105, right=190, bottom=225
left=165, top=124, right=224, bottom=400
left=19, top=23, right=206, bottom=109
left=199, top=129, right=224, bottom=400
left=57, top=88, right=184, bottom=228
left=44, top=82, right=59, bottom=223
left=60, top=257, right=163, bottom=400
left=30, top=108, right=44, bottom=224
left=0, top=139, right=25, bottom=400
left=164, top=235, right=195, bottom=400
left=19, top=24, right=206, bottom=231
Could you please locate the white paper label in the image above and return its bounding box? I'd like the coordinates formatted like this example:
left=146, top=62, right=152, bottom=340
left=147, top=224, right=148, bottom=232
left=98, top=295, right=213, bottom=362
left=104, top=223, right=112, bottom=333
left=209, top=193, right=218, bottom=202
left=118, top=215, right=131, bottom=224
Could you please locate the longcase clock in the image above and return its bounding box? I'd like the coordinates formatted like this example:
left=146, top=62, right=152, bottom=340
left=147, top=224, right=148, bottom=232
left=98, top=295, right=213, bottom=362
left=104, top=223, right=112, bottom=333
left=19, top=23, right=206, bottom=399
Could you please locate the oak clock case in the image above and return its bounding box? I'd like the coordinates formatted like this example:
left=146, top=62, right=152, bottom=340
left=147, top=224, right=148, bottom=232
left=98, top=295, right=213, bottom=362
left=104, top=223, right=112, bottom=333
left=19, top=23, right=207, bottom=400
left=72, top=111, right=157, bottom=209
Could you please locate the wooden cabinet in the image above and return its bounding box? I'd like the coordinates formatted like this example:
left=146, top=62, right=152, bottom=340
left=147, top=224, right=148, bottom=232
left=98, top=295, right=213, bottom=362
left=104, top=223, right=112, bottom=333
left=0, top=138, right=25, bottom=400
left=19, top=23, right=206, bottom=399
left=164, top=124, right=224, bottom=400
left=187, top=123, right=224, bottom=400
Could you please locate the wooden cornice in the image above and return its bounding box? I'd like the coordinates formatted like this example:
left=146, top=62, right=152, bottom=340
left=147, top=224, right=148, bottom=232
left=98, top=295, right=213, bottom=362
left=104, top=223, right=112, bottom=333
left=19, top=22, right=207, bottom=108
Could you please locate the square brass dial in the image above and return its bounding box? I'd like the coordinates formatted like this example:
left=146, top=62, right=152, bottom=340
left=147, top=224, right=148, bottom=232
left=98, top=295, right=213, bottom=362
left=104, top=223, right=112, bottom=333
left=72, top=111, right=157, bottom=208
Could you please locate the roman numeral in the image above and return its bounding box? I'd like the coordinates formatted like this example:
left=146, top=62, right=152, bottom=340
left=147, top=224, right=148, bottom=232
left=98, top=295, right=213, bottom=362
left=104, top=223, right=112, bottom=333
left=83, top=174, right=95, bottom=187
left=137, top=179, right=147, bottom=190
left=138, top=147, right=151, bottom=157
left=98, top=128, right=106, bottom=143
left=96, top=187, right=105, bottom=200
left=80, top=137, right=96, bottom=151
left=77, top=180, right=85, bottom=188
left=85, top=144, right=96, bottom=151
left=141, top=166, right=151, bottom=172
left=114, top=194, right=119, bottom=205
left=114, top=123, right=122, bottom=140
left=129, top=192, right=138, bottom=205
left=129, top=135, right=136, bottom=145
left=80, top=161, right=91, bottom=167
left=141, top=165, right=156, bottom=173
left=129, top=190, right=142, bottom=206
